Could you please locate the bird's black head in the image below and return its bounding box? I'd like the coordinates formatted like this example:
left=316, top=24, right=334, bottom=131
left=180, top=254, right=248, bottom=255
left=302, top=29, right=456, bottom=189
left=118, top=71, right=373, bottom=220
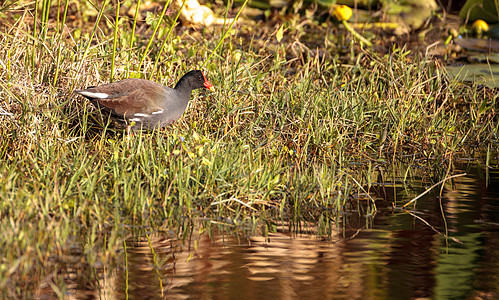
left=177, top=70, right=213, bottom=90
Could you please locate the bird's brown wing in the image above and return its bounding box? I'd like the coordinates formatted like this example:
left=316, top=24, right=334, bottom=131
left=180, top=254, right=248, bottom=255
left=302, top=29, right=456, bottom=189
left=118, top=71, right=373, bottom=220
left=76, top=78, right=170, bottom=118
left=95, top=88, right=164, bottom=117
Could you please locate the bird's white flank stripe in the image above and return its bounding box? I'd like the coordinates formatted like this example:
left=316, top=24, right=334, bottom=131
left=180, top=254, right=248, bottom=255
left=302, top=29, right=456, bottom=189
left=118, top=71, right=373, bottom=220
left=78, top=91, right=110, bottom=99
left=133, top=113, right=150, bottom=118
left=151, top=109, right=164, bottom=115
left=129, top=118, right=141, bottom=122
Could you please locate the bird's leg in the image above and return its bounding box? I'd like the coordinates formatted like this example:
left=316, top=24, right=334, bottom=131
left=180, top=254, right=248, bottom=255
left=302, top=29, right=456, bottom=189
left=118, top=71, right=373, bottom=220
left=126, top=124, right=131, bottom=136
left=126, top=124, right=132, bottom=149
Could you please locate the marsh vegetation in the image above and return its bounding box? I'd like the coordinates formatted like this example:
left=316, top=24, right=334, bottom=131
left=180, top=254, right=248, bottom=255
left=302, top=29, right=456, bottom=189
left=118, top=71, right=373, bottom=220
left=0, top=0, right=497, bottom=297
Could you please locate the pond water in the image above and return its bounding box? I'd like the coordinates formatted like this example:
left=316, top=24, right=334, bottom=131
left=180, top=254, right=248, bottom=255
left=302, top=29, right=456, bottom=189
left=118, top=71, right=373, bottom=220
left=36, top=166, right=498, bottom=299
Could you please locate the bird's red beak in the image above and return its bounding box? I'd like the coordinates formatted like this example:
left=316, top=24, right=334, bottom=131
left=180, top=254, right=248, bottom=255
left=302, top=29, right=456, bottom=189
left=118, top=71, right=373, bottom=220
left=203, top=73, right=213, bottom=90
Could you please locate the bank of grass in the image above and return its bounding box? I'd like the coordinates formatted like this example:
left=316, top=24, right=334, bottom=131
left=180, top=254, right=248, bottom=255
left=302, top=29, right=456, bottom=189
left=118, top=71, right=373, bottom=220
left=0, top=0, right=498, bottom=296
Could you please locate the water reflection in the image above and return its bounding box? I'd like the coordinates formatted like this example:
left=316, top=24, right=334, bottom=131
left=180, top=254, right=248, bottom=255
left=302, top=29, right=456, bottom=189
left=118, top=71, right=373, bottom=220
left=113, top=230, right=345, bottom=299
left=37, top=168, right=498, bottom=299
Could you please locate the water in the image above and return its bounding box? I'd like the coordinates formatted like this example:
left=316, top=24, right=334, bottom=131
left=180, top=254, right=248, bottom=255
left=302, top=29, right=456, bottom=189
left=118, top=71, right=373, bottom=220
left=36, top=167, right=498, bottom=299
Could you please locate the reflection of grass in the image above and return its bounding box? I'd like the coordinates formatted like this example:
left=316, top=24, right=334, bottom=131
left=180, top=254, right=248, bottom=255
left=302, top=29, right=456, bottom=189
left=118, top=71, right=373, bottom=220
left=0, top=1, right=497, bottom=296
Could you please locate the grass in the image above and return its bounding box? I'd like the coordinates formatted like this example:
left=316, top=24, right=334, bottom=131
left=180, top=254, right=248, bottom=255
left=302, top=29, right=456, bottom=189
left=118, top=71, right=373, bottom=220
left=0, top=0, right=498, bottom=297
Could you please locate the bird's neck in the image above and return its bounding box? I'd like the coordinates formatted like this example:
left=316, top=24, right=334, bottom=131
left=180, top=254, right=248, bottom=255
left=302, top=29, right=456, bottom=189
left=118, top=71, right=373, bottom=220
left=174, top=76, right=192, bottom=94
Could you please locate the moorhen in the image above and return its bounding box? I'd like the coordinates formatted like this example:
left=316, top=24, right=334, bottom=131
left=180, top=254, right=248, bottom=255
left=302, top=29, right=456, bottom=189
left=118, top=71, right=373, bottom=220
left=75, top=70, right=213, bottom=130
